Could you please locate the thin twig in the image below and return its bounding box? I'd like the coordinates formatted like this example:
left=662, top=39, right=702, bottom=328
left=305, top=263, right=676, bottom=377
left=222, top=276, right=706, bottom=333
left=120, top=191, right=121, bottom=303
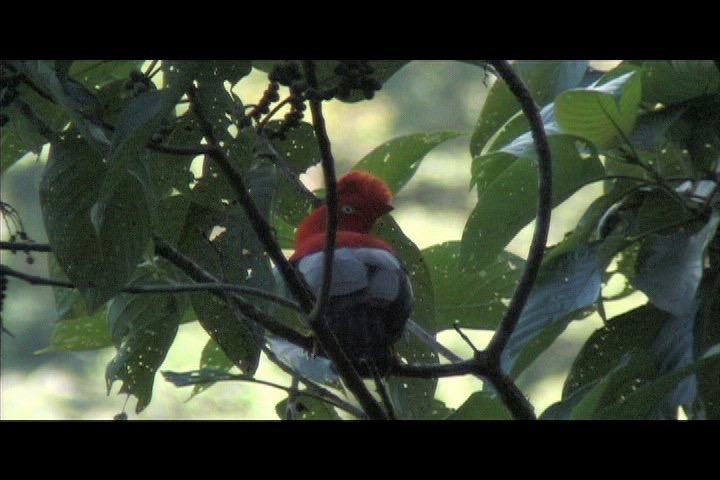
left=0, top=264, right=302, bottom=310
left=0, top=242, right=52, bottom=252
left=186, top=84, right=315, bottom=312
left=303, top=59, right=387, bottom=421
left=162, top=370, right=362, bottom=417
left=371, top=370, right=396, bottom=420
left=153, top=235, right=313, bottom=351
left=257, top=96, right=293, bottom=131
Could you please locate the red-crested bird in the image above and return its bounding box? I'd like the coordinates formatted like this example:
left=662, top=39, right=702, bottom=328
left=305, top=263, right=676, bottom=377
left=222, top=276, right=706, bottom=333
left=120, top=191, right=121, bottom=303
left=290, top=171, right=413, bottom=377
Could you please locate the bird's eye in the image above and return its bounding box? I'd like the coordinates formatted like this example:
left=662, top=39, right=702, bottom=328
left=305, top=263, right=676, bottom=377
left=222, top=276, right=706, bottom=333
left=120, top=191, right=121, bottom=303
left=341, top=205, right=355, bottom=214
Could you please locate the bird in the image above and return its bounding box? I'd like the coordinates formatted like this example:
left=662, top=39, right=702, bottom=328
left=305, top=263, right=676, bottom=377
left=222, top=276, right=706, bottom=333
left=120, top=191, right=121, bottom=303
left=289, top=171, right=414, bottom=377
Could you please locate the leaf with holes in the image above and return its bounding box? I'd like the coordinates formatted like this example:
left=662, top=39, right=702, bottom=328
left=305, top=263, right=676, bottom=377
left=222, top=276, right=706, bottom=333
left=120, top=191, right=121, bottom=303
left=446, top=392, right=512, bottom=420
left=564, top=305, right=668, bottom=400
left=105, top=288, right=183, bottom=413
left=36, top=313, right=112, bottom=353
left=595, top=349, right=720, bottom=420
left=423, top=241, right=524, bottom=331
left=352, top=131, right=464, bottom=194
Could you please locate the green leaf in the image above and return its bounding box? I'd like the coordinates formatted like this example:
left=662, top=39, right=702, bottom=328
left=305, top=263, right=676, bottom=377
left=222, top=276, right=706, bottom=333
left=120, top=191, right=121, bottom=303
left=462, top=135, right=605, bottom=272
left=105, top=284, right=183, bottom=413
left=191, top=338, right=236, bottom=397
left=196, top=60, right=252, bottom=86
left=1, top=123, right=32, bottom=173
left=36, top=313, right=112, bottom=353
left=69, top=60, right=145, bottom=89
left=633, top=214, right=720, bottom=317
left=93, top=68, right=194, bottom=231
left=13, top=60, right=111, bottom=155
left=267, top=121, right=321, bottom=227
left=275, top=394, right=342, bottom=420
left=40, top=136, right=152, bottom=311
left=564, top=305, right=668, bottom=400
left=315, top=60, right=409, bottom=103
left=501, top=243, right=603, bottom=377
left=373, top=215, right=439, bottom=419
left=177, top=166, right=277, bottom=374
left=352, top=131, right=464, bottom=194
left=446, top=391, right=512, bottom=420
left=642, top=60, right=720, bottom=106
left=423, top=241, right=524, bottom=331
left=696, top=273, right=720, bottom=419
left=543, top=350, right=658, bottom=419
left=595, top=350, right=720, bottom=420
left=555, top=68, right=642, bottom=147
left=471, top=61, right=589, bottom=157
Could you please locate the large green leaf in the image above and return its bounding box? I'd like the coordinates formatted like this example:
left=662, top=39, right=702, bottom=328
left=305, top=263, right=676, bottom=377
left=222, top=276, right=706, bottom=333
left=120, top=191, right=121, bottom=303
left=632, top=214, right=720, bottom=317
left=423, top=241, right=524, bottom=331
left=470, top=61, right=589, bottom=157
left=595, top=349, right=720, bottom=420
left=555, top=68, right=642, bottom=148
left=446, top=391, right=512, bottom=420
left=352, top=131, right=464, bottom=194
left=641, top=60, right=720, bottom=106
left=267, top=121, right=321, bottom=228
left=501, top=243, right=603, bottom=377
left=373, top=215, right=439, bottom=419
left=462, top=135, right=605, bottom=272
left=564, top=305, right=668, bottom=399
left=543, top=350, right=658, bottom=420
left=40, top=136, right=152, bottom=311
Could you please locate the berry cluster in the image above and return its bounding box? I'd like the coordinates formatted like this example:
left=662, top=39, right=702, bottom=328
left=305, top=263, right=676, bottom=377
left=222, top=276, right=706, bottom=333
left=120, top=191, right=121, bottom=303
left=333, top=61, right=381, bottom=100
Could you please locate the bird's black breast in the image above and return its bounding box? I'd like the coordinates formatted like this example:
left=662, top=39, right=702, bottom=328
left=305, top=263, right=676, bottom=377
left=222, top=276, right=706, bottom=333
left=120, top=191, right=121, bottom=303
left=296, top=248, right=414, bottom=376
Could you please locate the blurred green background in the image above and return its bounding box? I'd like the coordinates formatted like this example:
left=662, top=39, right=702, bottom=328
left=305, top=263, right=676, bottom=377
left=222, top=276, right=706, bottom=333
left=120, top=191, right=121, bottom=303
left=1, top=60, right=640, bottom=419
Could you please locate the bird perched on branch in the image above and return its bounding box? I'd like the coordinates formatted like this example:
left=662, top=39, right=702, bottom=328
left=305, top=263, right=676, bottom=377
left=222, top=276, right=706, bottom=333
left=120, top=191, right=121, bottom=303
left=290, top=171, right=413, bottom=377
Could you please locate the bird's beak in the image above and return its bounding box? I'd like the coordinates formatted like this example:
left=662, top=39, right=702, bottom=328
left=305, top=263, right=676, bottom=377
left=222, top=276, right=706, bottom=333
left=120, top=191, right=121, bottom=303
left=381, top=204, right=394, bottom=215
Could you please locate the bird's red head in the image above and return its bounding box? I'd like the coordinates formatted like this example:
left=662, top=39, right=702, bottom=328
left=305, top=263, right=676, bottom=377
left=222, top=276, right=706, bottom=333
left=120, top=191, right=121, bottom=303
left=293, top=171, right=394, bottom=255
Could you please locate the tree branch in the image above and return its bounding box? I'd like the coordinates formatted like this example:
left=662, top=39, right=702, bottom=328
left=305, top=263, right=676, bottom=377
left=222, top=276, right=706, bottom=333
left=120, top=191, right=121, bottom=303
left=485, top=60, right=552, bottom=361
left=186, top=84, right=315, bottom=313
left=1, top=241, right=52, bottom=252
left=0, top=263, right=301, bottom=311
left=303, top=60, right=388, bottom=420
left=152, top=235, right=313, bottom=351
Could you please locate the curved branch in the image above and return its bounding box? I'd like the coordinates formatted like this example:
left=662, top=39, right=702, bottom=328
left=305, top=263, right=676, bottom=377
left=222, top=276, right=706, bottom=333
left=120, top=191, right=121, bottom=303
left=303, top=60, right=388, bottom=421
left=485, top=60, right=552, bottom=361
left=186, top=84, right=315, bottom=313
